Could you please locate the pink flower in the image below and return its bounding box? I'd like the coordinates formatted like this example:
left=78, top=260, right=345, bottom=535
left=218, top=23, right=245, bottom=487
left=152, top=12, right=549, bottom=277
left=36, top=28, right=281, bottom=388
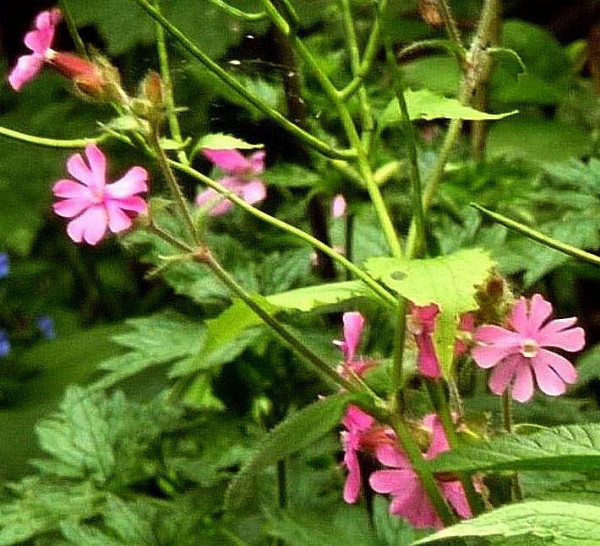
left=52, top=144, right=148, bottom=245
left=195, top=148, right=267, bottom=216
left=331, top=194, right=347, bottom=218
left=8, top=8, right=61, bottom=90
left=334, top=311, right=374, bottom=378
left=407, top=303, right=442, bottom=378
left=369, top=414, right=471, bottom=529
left=341, top=405, right=375, bottom=503
left=472, top=293, right=585, bottom=403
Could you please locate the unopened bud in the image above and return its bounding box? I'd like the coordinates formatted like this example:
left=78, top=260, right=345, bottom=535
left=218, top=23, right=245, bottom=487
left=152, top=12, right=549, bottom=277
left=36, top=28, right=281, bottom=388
left=132, top=71, right=166, bottom=125
left=418, top=0, right=443, bottom=27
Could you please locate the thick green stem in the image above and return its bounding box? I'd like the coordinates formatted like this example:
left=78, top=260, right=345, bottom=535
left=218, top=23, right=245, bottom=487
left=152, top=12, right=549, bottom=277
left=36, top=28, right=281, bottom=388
left=391, top=297, right=408, bottom=413
left=437, top=0, right=464, bottom=51
left=149, top=131, right=200, bottom=244
left=152, top=0, right=188, bottom=165
left=502, top=391, right=523, bottom=501
left=207, top=0, right=267, bottom=20
left=199, top=248, right=359, bottom=392
left=130, top=0, right=355, bottom=160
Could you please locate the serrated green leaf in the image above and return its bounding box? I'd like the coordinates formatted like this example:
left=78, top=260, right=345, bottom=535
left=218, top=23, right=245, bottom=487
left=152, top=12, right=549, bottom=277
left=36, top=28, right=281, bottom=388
left=427, top=423, right=600, bottom=474
left=412, top=501, right=600, bottom=545
left=224, top=393, right=357, bottom=513
left=379, top=89, right=516, bottom=131
left=365, top=249, right=495, bottom=376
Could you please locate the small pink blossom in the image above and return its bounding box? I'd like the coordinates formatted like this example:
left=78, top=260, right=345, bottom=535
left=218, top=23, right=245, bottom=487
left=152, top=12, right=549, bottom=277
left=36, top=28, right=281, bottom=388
left=195, top=148, right=267, bottom=216
left=52, top=144, right=148, bottom=245
left=334, top=311, right=374, bottom=378
left=472, top=293, right=585, bottom=403
left=369, top=414, right=471, bottom=529
left=341, top=405, right=375, bottom=503
left=331, top=194, right=347, bottom=218
left=407, top=303, right=442, bottom=378
left=8, top=8, right=61, bottom=90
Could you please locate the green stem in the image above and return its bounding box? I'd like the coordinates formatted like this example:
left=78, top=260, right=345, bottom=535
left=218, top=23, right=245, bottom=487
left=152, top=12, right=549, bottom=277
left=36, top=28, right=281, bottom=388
left=382, top=27, right=427, bottom=258
left=390, top=414, right=456, bottom=526
left=391, top=297, right=408, bottom=412
left=130, top=0, right=355, bottom=160
left=171, top=160, right=398, bottom=307
left=396, top=39, right=465, bottom=66
left=472, top=203, right=600, bottom=267
left=152, top=0, right=188, bottom=165
left=437, top=0, right=464, bottom=51
left=261, top=0, right=290, bottom=35
left=149, top=132, right=200, bottom=244
left=146, top=219, right=195, bottom=253
left=0, top=126, right=105, bottom=148
left=339, top=0, right=375, bottom=151
left=207, top=0, right=267, bottom=21
left=502, top=391, right=523, bottom=501
left=58, top=0, right=88, bottom=59
left=199, top=247, right=359, bottom=392
left=338, top=0, right=387, bottom=101
left=428, top=381, right=485, bottom=515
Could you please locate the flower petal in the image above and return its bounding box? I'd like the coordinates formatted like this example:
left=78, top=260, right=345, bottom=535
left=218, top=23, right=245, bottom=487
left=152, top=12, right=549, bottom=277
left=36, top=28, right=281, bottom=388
left=374, top=443, right=411, bottom=468
left=67, top=151, right=94, bottom=185
left=336, top=312, right=364, bottom=364
left=106, top=166, right=148, bottom=198
left=238, top=180, right=266, bottom=205
left=530, top=356, right=568, bottom=397
left=8, top=54, right=44, bottom=90
left=537, top=319, right=585, bottom=352
left=417, top=336, right=441, bottom=378
left=65, top=206, right=107, bottom=245
left=249, top=150, right=266, bottom=174
left=342, top=405, right=373, bottom=431
left=84, top=144, right=107, bottom=186
left=423, top=414, right=450, bottom=458
left=203, top=149, right=249, bottom=173
left=441, top=480, right=472, bottom=519
left=105, top=201, right=132, bottom=233
left=488, top=353, right=521, bottom=396
left=342, top=448, right=361, bottom=503
left=526, top=293, right=554, bottom=335
left=52, top=179, right=91, bottom=199
left=536, top=348, right=578, bottom=385
left=53, top=198, right=91, bottom=218
left=369, top=468, right=416, bottom=495
left=511, top=359, right=535, bottom=403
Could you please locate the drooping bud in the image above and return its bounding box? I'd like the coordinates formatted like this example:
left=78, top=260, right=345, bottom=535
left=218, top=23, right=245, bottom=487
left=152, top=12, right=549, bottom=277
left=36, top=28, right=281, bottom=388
left=418, top=0, right=443, bottom=27
left=132, top=70, right=166, bottom=126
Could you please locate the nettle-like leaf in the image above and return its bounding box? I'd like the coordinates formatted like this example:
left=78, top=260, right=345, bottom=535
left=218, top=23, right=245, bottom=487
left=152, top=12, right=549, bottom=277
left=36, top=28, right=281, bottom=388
left=224, top=393, right=357, bottom=513
left=412, top=501, right=600, bottom=545
left=33, top=387, right=181, bottom=486
left=0, top=478, right=105, bottom=546
left=378, top=88, right=516, bottom=130
left=190, top=132, right=263, bottom=160
left=365, top=249, right=495, bottom=376
left=92, top=310, right=203, bottom=389
left=427, top=423, right=600, bottom=474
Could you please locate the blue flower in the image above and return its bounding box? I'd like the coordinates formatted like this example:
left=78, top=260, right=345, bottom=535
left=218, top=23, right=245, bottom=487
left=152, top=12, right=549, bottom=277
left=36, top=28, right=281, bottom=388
left=0, top=330, right=10, bottom=357
left=0, top=253, right=9, bottom=279
left=36, top=315, right=56, bottom=340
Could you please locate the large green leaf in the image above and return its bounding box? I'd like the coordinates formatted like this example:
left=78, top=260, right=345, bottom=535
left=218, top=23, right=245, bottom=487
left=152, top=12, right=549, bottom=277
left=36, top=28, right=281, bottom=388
left=379, top=89, right=516, bottom=129
left=365, top=249, right=495, bottom=376
left=427, top=423, right=600, bottom=474
left=412, top=501, right=600, bottom=545
left=224, top=393, right=356, bottom=513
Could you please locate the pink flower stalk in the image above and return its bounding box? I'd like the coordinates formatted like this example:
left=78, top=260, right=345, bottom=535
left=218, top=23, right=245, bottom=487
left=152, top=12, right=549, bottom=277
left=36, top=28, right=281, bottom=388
left=369, top=414, right=471, bottom=529
left=472, top=293, right=585, bottom=403
left=407, top=303, right=442, bottom=379
left=52, top=144, right=148, bottom=245
left=8, top=8, right=61, bottom=90
left=195, top=149, right=267, bottom=216
left=331, top=194, right=347, bottom=218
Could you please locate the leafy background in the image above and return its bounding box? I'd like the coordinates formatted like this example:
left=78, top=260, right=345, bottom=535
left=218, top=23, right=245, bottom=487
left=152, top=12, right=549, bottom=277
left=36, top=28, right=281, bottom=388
left=1, top=0, right=600, bottom=544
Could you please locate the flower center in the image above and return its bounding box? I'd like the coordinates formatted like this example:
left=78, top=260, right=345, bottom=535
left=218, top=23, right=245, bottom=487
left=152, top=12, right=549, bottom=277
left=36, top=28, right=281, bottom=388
left=520, top=338, right=539, bottom=358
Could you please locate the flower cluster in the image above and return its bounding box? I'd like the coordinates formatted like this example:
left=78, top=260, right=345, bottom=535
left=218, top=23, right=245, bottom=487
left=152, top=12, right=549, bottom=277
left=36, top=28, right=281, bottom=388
left=334, top=312, right=472, bottom=529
